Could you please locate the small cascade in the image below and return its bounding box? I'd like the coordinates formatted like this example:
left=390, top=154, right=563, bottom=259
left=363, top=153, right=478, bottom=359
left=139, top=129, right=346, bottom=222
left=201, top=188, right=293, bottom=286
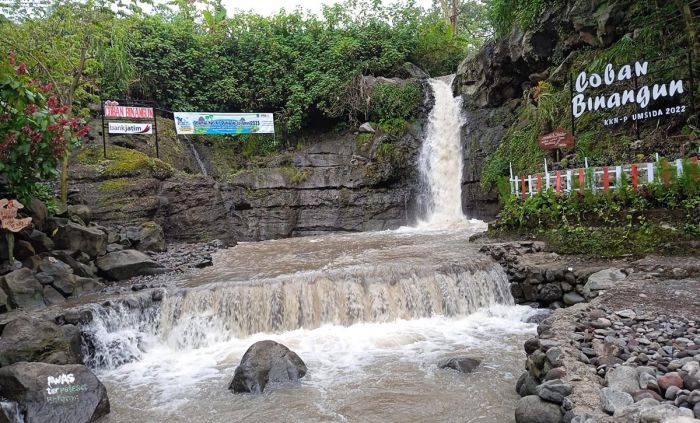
left=81, top=240, right=513, bottom=369
left=184, top=135, right=208, bottom=176
left=416, top=76, right=471, bottom=230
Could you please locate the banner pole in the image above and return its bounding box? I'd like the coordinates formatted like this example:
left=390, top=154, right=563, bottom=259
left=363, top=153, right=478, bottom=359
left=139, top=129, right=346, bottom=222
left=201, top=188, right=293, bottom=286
left=152, top=104, right=160, bottom=159
left=101, top=101, right=107, bottom=159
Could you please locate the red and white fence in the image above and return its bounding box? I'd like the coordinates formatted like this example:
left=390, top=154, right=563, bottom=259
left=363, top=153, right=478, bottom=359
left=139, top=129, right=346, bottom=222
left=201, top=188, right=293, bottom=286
left=510, top=156, right=700, bottom=199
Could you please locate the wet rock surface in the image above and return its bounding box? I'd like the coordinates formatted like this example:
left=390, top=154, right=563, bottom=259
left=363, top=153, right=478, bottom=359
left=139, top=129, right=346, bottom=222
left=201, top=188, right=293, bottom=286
left=229, top=340, right=307, bottom=394
left=0, top=361, right=110, bottom=423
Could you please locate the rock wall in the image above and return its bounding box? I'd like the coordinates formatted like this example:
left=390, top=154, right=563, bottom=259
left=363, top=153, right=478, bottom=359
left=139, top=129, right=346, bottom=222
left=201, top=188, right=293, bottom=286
left=70, top=123, right=424, bottom=242
left=455, top=0, right=636, bottom=219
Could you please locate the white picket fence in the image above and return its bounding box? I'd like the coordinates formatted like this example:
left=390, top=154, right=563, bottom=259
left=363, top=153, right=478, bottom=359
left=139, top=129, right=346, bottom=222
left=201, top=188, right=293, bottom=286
left=510, top=157, right=700, bottom=198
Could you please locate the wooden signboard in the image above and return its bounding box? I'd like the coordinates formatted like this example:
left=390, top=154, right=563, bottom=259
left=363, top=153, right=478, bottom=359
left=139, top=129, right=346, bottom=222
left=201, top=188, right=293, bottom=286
left=0, top=199, right=32, bottom=232
left=538, top=128, right=575, bottom=150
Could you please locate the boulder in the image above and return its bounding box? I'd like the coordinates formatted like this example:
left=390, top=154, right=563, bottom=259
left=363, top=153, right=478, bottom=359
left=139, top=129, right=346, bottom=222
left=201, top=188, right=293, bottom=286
left=600, top=387, right=633, bottom=415
left=639, top=404, right=694, bottom=422
left=25, top=229, right=55, bottom=253
left=583, top=268, right=626, bottom=296
left=563, top=292, right=585, bottom=306
left=0, top=361, right=109, bottom=422
left=607, top=365, right=640, bottom=394
left=95, top=250, right=164, bottom=281
left=538, top=283, right=563, bottom=304
left=0, top=288, right=8, bottom=313
left=134, top=221, right=166, bottom=253
left=535, top=379, right=572, bottom=404
left=0, top=268, right=44, bottom=310
left=359, top=122, right=375, bottom=134
left=0, top=316, right=81, bottom=366
left=43, top=285, right=66, bottom=305
left=229, top=340, right=307, bottom=394
left=26, top=198, right=49, bottom=231
left=53, top=222, right=106, bottom=258
left=517, top=372, right=540, bottom=397
left=438, top=357, right=481, bottom=373
left=658, top=372, right=684, bottom=391
left=66, top=204, right=92, bottom=225
left=514, top=395, right=563, bottom=423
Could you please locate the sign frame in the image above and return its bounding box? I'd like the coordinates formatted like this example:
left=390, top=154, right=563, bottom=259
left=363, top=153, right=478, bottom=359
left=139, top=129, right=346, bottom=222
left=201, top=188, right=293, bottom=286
left=101, top=99, right=160, bottom=159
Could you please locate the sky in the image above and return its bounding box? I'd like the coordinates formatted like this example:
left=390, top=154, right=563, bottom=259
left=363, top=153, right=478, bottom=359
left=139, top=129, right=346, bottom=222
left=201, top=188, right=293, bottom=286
left=218, top=0, right=434, bottom=16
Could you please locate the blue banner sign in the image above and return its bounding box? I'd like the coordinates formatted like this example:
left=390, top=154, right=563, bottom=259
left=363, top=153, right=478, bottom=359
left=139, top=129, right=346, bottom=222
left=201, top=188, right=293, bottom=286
left=173, top=112, right=274, bottom=135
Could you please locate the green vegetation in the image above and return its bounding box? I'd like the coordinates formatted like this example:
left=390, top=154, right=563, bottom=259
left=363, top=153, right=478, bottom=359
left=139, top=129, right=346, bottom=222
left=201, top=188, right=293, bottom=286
left=481, top=1, right=699, bottom=191
left=78, top=144, right=173, bottom=179
left=0, top=0, right=489, bottom=138
left=280, top=166, right=310, bottom=185
left=487, top=0, right=557, bottom=38
left=492, top=162, right=700, bottom=256
left=370, top=82, right=423, bottom=123
left=0, top=52, right=86, bottom=202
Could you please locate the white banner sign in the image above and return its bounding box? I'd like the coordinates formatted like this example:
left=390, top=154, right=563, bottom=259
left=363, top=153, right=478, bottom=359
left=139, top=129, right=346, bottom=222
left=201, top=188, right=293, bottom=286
left=174, top=112, right=274, bottom=135
left=108, top=122, right=153, bottom=134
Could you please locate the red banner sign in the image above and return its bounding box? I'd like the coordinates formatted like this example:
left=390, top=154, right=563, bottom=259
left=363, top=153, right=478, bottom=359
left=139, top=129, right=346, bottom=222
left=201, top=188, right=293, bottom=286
left=538, top=128, right=575, bottom=150
left=104, top=104, right=153, bottom=119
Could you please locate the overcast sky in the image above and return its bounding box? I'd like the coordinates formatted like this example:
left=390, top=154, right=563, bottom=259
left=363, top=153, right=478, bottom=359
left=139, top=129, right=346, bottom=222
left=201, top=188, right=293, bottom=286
left=218, top=0, right=434, bottom=16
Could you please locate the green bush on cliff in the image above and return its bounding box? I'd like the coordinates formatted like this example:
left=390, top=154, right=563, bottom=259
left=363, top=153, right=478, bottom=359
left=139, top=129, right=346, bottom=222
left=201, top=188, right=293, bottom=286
left=370, top=82, right=422, bottom=123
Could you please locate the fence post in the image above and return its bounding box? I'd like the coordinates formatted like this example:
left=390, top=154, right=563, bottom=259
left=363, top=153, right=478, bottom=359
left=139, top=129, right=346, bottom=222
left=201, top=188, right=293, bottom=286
left=578, top=168, right=585, bottom=194
left=647, top=162, right=654, bottom=183
left=603, top=167, right=609, bottom=193
left=661, top=159, right=670, bottom=186
left=555, top=171, right=561, bottom=193
left=615, top=166, right=622, bottom=189
left=676, top=159, right=683, bottom=177
left=514, top=177, right=519, bottom=197
left=521, top=177, right=527, bottom=200
left=537, top=174, right=542, bottom=192
left=631, top=164, right=638, bottom=191
left=528, top=175, right=533, bottom=197
left=566, top=170, right=572, bottom=193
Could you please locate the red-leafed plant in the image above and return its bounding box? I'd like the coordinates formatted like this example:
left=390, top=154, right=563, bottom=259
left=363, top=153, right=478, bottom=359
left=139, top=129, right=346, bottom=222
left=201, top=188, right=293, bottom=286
left=0, top=52, right=88, bottom=202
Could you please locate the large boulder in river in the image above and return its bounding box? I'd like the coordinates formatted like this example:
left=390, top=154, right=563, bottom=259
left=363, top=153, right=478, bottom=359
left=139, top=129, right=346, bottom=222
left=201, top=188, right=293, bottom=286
left=229, top=340, right=307, bottom=394
left=53, top=222, right=107, bottom=258
left=0, top=316, right=81, bottom=366
left=0, top=268, right=44, bottom=310
left=0, top=361, right=110, bottom=423
left=95, top=249, right=164, bottom=281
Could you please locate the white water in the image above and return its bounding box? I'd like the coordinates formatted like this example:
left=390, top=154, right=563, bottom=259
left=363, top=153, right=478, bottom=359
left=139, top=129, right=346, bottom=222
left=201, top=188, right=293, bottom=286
left=416, top=76, right=483, bottom=231
left=97, top=305, right=535, bottom=423
left=81, top=76, right=534, bottom=422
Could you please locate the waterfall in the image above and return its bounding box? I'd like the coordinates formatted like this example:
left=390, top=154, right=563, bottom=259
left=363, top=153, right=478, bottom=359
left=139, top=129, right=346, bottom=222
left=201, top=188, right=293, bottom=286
left=416, top=76, right=473, bottom=230
left=184, top=135, right=208, bottom=176
left=81, top=231, right=513, bottom=369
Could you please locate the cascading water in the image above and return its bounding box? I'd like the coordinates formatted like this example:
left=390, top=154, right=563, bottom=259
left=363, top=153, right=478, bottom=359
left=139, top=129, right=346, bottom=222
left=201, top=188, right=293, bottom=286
left=78, top=75, right=536, bottom=423
left=416, top=76, right=483, bottom=230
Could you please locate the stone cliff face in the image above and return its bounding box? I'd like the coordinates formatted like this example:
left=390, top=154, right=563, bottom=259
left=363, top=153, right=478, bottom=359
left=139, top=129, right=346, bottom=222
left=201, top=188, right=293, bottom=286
left=455, top=0, right=636, bottom=218
left=70, top=123, right=424, bottom=243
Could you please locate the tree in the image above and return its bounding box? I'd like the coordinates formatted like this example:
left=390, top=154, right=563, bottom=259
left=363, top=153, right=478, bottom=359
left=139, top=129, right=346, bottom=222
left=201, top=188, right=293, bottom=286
left=0, top=52, right=87, bottom=203
left=0, top=0, right=119, bottom=205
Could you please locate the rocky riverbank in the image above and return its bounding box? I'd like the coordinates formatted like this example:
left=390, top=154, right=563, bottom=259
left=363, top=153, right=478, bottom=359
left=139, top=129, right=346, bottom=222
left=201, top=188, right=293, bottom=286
left=509, top=255, right=700, bottom=423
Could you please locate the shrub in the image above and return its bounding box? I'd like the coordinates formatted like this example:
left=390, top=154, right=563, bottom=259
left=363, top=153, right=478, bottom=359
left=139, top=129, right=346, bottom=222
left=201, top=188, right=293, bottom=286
left=0, top=52, right=87, bottom=202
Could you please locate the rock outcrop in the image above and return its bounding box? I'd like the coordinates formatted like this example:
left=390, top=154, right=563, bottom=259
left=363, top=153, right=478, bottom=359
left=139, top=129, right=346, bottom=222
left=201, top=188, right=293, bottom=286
left=0, top=361, right=110, bottom=423
left=0, top=316, right=82, bottom=367
left=95, top=249, right=164, bottom=281
left=229, top=340, right=307, bottom=394
left=71, top=123, right=425, bottom=242
left=454, top=0, right=636, bottom=219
